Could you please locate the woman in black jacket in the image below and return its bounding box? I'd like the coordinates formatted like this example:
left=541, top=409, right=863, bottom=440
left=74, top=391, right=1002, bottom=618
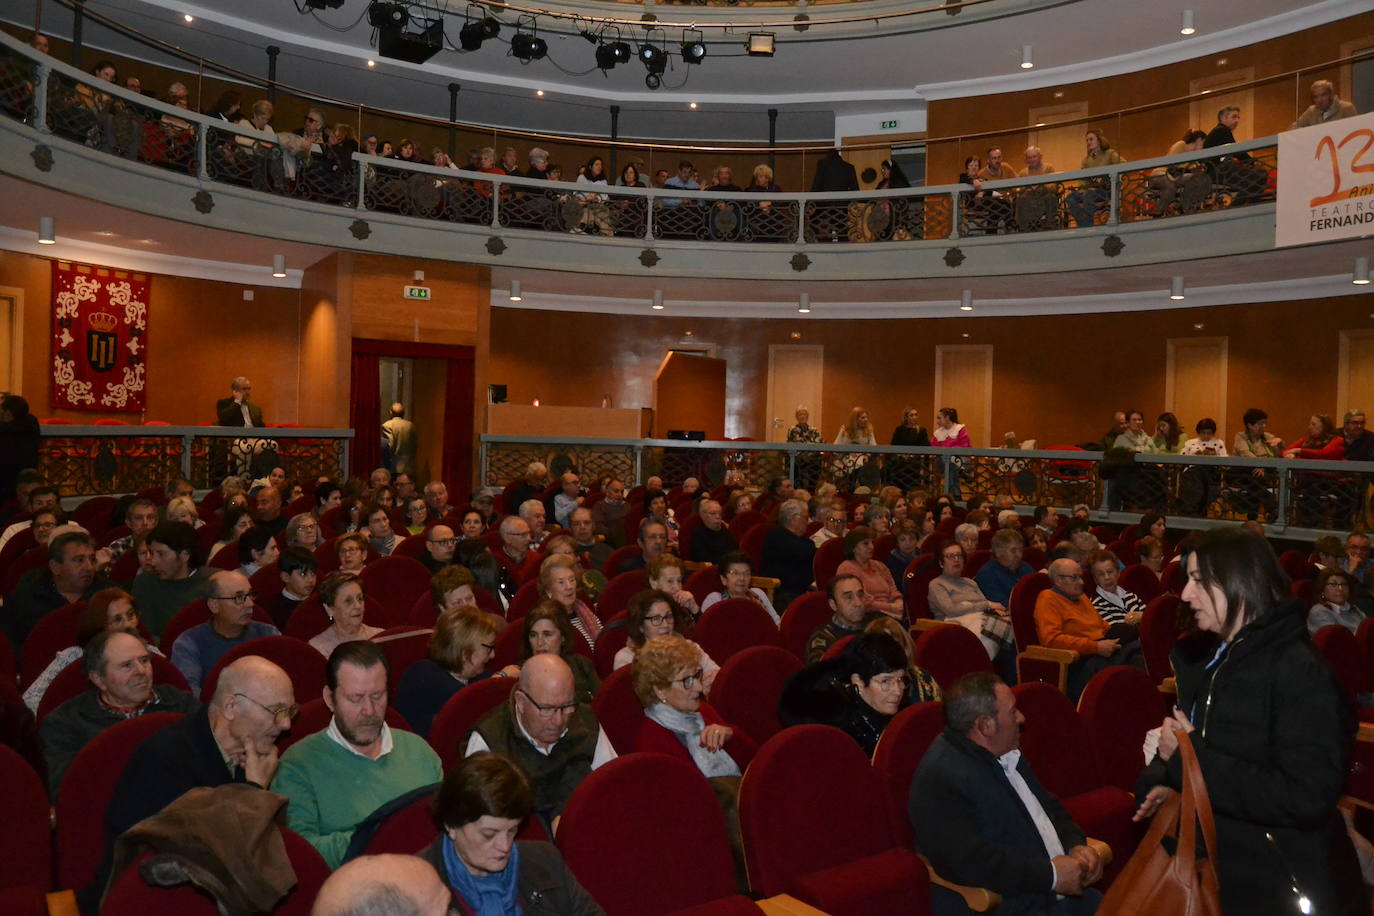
left=1134, top=528, right=1363, bottom=915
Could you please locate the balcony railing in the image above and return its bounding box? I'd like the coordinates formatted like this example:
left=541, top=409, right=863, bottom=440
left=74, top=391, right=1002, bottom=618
left=36, top=426, right=354, bottom=498
left=0, top=31, right=1279, bottom=250
left=480, top=435, right=1374, bottom=537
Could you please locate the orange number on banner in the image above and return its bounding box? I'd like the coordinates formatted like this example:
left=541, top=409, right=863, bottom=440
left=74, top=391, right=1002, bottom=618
left=1310, top=129, right=1374, bottom=208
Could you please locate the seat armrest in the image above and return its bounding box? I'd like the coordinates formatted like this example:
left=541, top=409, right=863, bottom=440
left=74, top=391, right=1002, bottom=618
left=1023, top=646, right=1077, bottom=665
left=1085, top=838, right=1113, bottom=867
left=681, top=560, right=708, bottom=572
left=751, top=576, right=781, bottom=603
left=1159, top=677, right=1177, bottom=696
left=912, top=619, right=955, bottom=633
left=46, top=891, right=79, bottom=916
left=916, top=855, right=1002, bottom=912
left=756, top=894, right=833, bottom=915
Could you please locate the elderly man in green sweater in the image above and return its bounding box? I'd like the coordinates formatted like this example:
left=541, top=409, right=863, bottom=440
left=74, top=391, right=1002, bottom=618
left=272, top=641, right=442, bottom=867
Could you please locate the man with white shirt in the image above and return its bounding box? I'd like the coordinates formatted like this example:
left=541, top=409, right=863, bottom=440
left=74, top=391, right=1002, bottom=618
left=272, top=641, right=442, bottom=868
left=911, top=672, right=1104, bottom=915
left=465, top=653, right=616, bottom=830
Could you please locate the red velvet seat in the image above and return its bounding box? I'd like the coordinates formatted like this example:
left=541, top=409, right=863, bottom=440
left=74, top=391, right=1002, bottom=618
left=1077, top=665, right=1169, bottom=791
left=161, top=598, right=274, bottom=656
left=1161, top=558, right=1184, bottom=594
left=962, top=548, right=992, bottom=579
left=1139, top=594, right=1183, bottom=684
left=0, top=632, right=15, bottom=689
left=595, top=570, right=649, bottom=622
left=372, top=626, right=434, bottom=691
left=1312, top=625, right=1373, bottom=711
left=600, top=545, right=642, bottom=578
left=1290, top=578, right=1316, bottom=605
left=247, top=563, right=282, bottom=605
left=427, top=675, right=516, bottom=772
left=1118, top=564, right=1163, bottom=604
left=56, top=712, right=184, bottom=891
left=871, top=700, right=946, bottom=848
left=0, top=528, right=37, bottom=578
left=276, top=697, right=412, bottom=754
left=205, top=542, right=244, bottom=571
left=739, top=724, right=931, bottom=914
left=18, top=601, right=88, bottom=689
left=685, top=564, right=722, bottom=606
left=1358, top=617, right=1374, bottom=676
left=506, top=579, right=543, bottom=621
left=101, top=825, right=328, bottom=916
left=693, top=598, right=784, bottom=665
left=738, top=524, right=769, bottom=570
left=392, top=533, right=428, bottom=560
left=490, top=620, right=528, bottom=671
left=592, top=617, right=630, bottom=679
left=406, top=585, right=502, bottom=628
left=2, top=547, right=45, bottom=596
left=1007, top=572, right=1069, bottom=689
left=677, top=513, right=703, bottom=559
left=707, top=645, right=801, bottom=746
left=1277, top=549, right=1313, bottom=582
left=71, top=495, right=119, bottom=534
left=811, top=537, right=845, bottom=591
left=913, top=623, right=992, bottom=689
left=358, top=555, right=431, bottom=624
left=822, top=634, right=855, bottom=660
left=282, top=593, right=389, bottom=642
left=199, top=636, right=326, bottom=706
left=591, top=666, right=642, bottom=755
left=357, top=790, right=438, bottom=856
left=779, top=591, right=832, bottom=661
left=312, top=536, right=381, bottom=575
left=902, top=560, right=942, bottom=621
left=727, top=509, right=767, bottom=541
left=1012, top=682, right=1137, bottom=883
left=558, top=753, right=747, bottom=915
left=664, top=898, right=767, bottom=916
left=0, top=744, right=51, bottom=896
left=39, top=654, right=188, bottom=723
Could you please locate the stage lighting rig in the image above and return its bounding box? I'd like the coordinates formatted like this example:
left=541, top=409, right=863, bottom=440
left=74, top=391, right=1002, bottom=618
left=305, top=0, right=345, bottom=9
left=595, top=27, right=632, bottom=71
left=458, top=4, right=501, bottom=51
left=511, top=17, right=548, bottom=61
left=638, top=28, right=667, bottom=88
left=680, top=28, right=706, bottom=64
left=367, top=2, right=407, bottom=28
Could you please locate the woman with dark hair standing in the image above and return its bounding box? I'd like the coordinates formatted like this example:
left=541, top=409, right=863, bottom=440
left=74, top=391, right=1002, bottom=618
left=421, top=752, right=604, bottom=915
left=1134, top=528, right=1362, bottom=915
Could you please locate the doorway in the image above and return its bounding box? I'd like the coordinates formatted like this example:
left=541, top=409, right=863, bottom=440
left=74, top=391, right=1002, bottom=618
left=0, top=287, right=22, bottom=396
left=766, top=345, right=824, bottom=443
left=1166, top=337, right=1229, bottom=442
left=934, top=344, right=993, bottom=447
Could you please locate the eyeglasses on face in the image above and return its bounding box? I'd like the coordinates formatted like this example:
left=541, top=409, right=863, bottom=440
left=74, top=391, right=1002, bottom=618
left=212, top=590, right=257, bottom=605
left=672, top=669, right=705, bottom=690
left=868, top=673, right=909, bottom=692
left=428, top=537, right=457, bottom=547
left=644, top=613, right=675, bottom=627
left=234, top=692, right=298, bottom=723
left=517, top=689, right=578, bottom=718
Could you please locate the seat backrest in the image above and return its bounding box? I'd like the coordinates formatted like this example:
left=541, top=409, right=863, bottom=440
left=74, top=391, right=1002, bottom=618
left=56, top=711, right=184, bottom=891
left=70, top=496, right=118, bottom=534
left=739, top=724, right=898, bottom=897
left=1358, top=617, right=1374, bottom=678
left=912, top=624, right=993, bottom=689
left=962, top=549, right=993, bottom=579
left=728, top=509, right=768, bottom=541
left=283, top=593, right=388, bottom=641
left=1162, top=558, right=1185, bottom=594
left=373, top=627, right=434, bottom=691
left=506, top=579, right=543, bottom=622
left=693, top=598, right=784, bottom=665
left=595, top=570, right=649, bottom=622
left=1312, top=625, right=1371, bottom=702
left=811, top=537, right=846, bottom=590
left=2, top=547, right=46, bottom=595
left=159, top=599, right=212, bottom=655
left=600, top=545, right=642, bottom=578
left=1118, top=564, right=1163, bottom=603
left=707, top=645, right=802, bottom=746
left=0, top=744, right=51, bottom=893
left=871, top=700, right=947, bottom=850
left=1139, top=594, right=1183, bottom=684
left=18, top=601, right=87, bottom=689
left=1011, top=682, right=1105, bottom=800
left=39, top=654, right=188, bottom=723
left=779, top=592, right=833, bottom=661
left=684, top=564, right=721, bottom=605
left=558, top=753, right=739, bottom=916
left=359, top=790, right=439, bottom=857
left=1008, top=572, right=1051, bottom=651
left=358, top=555, right=432, bottom=625
left=677, top=512, right=703, bottom=559
left=427, top=676, right=517, bottom=772
left=392, top=533, right=428, bottom=560
left=739, top=523, right=769, bottom=569
left=491, top=619, right=526, bottom=670
left=903, top=562, right=944, bottom=621
left=591, top=666, right=642, bottom=755
left=199, top=636, right=326, bottom=705
left=248, top=563, right=283, bottom=605
left=1077, top=666, right=1168, bottom=791
left=592, top=619, right=630, bottom=679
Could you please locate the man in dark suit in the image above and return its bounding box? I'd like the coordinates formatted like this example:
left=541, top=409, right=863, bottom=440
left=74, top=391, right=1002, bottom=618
left=809, top=149, right=859, bottom=242
left=910, top=672, right=1104, bottom=915
left=215, top=376, right=264, bottom=427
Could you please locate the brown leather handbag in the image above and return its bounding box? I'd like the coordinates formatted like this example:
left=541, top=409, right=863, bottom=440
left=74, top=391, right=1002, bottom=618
left=1099, top=730, right=1222, bottom=915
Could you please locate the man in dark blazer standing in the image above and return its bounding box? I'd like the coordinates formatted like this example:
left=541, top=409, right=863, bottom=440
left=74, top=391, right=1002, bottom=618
left=910, top=672, right=1104, bottom=915
left=809, top=149, right=859, bottom=242
left=216, top=376, right=264, bottom=427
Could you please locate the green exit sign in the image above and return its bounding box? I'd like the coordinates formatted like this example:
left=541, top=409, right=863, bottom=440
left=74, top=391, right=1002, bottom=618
left=403, top=285, right=431, bottom=300
left=880, top=119, right=900, bottom=130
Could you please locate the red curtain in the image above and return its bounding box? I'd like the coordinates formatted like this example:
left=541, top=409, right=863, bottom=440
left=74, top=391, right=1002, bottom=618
left=349, top=351, right=382, bottom=478
left=443, top=352, right=475, bottom=496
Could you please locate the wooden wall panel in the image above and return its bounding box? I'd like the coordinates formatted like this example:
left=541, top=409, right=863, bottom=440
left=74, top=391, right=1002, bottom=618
left=655, top=352, right=727, bottom=440
left=347, top=254, right=486, bottom=346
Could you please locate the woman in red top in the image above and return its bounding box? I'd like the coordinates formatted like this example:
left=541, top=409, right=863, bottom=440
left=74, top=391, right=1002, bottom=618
left=631, top=634, right=755, bottom=773
left=1283, top=414, right=1345, bottom=460
left=1284, top=414, right=1346, bottom=527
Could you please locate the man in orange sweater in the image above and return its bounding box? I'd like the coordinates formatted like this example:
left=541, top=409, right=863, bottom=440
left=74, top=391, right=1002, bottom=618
left=1034, top=558, right=1139, bottom=699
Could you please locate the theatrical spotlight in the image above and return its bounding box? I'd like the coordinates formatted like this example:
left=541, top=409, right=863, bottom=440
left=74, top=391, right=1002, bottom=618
left=511, top=19, right=547, bottom=61
left=680, top=28, right=706, bottom=64
left=596, top=27, right=632, bottom=71
left=367, top=2, right=407, bottom=28
left=305, top=0, right=345, bottom=9
left=458, top=5, right=500, bottom=51
left=639, top=29, right=667, bottom=88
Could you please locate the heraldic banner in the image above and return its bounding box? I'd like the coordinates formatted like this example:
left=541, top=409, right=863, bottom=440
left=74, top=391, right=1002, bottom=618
left=50, top=260, right=149, bottom=412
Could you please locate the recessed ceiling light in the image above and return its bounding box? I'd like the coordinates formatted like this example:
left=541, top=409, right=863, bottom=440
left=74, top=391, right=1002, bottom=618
left=366, top=59, right=376, bottom=68
left=789, top=331, right=801, bottom=340
left=1180, top=10, right=1195, bottom=35
left=652, top=290, right=664, bottom=310
left=537, top=89, right=545, bottom=96
left=183, top=14, right=194, bottom=23
left=96, top=230, right=114, bottom=237
left=1170, top=276, right=1186, bottom=301
left=959, top=290, right=973, bottom=311
left=140, top=238, right=158, bottom=246
left=1020, top=45, right=1034, bottom=69
left=1193, top=322, right=1204, bottom=330
left=38, top=216, right=55, bottom=244
left=684, top=330, right=694, bottom=337
left=961, top=332, right=970, bottom=338
left=508, top=280, right=522, bottom=302
left=1354, top=256, right=1370, bottom=285
left=798, top=293, right=811, bottom=314
left=1216, top=57, right=1228, bottom=66
left=1053, top=91, right=1064, bottom=99
left=1033, top=122, right=1046, bottom=128
left=689, top=102, right=698, bottom=109
left=272, top=254, right=287, bottom=278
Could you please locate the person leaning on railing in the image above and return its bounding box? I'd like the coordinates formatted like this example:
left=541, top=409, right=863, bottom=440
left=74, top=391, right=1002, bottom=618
left=1144, top=129, right=1207, bottom=216
left=1203, top=106, right=1269, bottom=204
left=1067, top=128, right=1123, bottom=228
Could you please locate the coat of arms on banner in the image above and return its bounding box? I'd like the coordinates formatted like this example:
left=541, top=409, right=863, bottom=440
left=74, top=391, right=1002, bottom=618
left=51, top=260, right=149, bottom=411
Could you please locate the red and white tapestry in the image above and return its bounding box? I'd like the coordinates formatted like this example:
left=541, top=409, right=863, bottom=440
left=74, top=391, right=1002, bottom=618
left=50, top=260, right=149, bottom=412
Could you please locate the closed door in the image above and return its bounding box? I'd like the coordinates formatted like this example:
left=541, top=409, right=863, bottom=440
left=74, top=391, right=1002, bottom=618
left=0, top=290, right=19, bottom=395
left=766, top=345, right=824, bottom=442
left=1339, top=330, right=1374, bottom=417
left=934, top=345, right=993, bottom=447
left=1190, top=69, right=1255, bottom=135
left=1166, top=337, right=1229, bottom=441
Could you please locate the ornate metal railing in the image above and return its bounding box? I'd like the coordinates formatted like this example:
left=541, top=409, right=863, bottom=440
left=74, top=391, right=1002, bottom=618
left=481, top=435, right=1374, bottom=536
left=36, top=425, right=353, bottom=497
left=1, top=31, right=1280, bottom=249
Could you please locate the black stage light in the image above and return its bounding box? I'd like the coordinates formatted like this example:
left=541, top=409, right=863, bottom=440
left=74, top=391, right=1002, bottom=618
left=379, top=13, right=444, bottom=63
left=680, top=30, right=706, bottom=64
left=459, top=21, right=485, bottom=49
left=367, top=1, right=406, bottom=28
left=638, top=43, right=665, bottom=70
left=306, top=0, right=345, bottom=9
left=512, top=32, right=547, bottom=60
left=595, top=43, right=619, bottom=70
left=611, top=40, right=632, bottom=63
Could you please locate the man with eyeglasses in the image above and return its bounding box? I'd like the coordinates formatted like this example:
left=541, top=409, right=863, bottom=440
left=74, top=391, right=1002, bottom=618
left=273, top=641, right=442, bottom=868
left=169, top=570, right=280, bottom=695
left=1034, top=558, right=1138, bottom=701
left=418, top=523, right=458, bottom=575
left=41, top=629, right=198, bottom=797
left=811, top=504, right=848, bottom=548
left=466, top=653, right=616, bottom=831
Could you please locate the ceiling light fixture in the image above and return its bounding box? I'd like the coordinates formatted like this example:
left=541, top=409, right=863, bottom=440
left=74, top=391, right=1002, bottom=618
left=271, top=254, right=287, bottom=278
left=1193, top=322, right=1205, bottom=330
left=1355, top=256, right=1371, bottom=285
left=959, top=290, right=973, bottom=311
left=639, top=28, right=668, bottom=88
left=508, top=280, right=522, bottom=302
left=458, top=5, right=500, bottom=51
left=748, top=32, right=776, bottom=57
left=652, top=290, right=665, bottom=310
left=681, top=28, right=706, bottom=64
left=596, top=27, right=633, bottom=71
left=1180, top=9, right=1195, bottom=35
left=183, top=14, right=194, bottom=23
left=689, top=102, right=698, bottom=109
left=797, top=292, right=811, bottom=314
left=511, top=17, right=548, bottom=61
left=38, top=216, right=55, bottom=244
left=366, top=59, right=376, bottom=67
left=1170, top=276, right=1186, bottom=300
left=1020, top=45, right=1034, bottom=69
left=536, top=89, right=544, bottom=96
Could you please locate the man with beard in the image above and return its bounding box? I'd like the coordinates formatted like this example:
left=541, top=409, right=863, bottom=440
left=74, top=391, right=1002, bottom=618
left=272, top=641, right=442, bottom=867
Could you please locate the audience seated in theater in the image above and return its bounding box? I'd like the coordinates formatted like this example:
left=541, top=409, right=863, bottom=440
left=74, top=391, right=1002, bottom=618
left=1018, top=145, right=1055, bottom=177
left=397, top=606, right=515, bottom=739
left=415, top=523, right=455, bottom=575
left=1112, top=409, right=1153, bottom=452
left=273, top=641, right=442, bottom=868
left=591, top=478, right=629, bottom=548
left=522, top=601, right=599, bottom=703
left=1283, top=413, right=1345, bottom=460
left=977, top=528, right=1035, bottom=607
left=128, top=521, right=216, bottom=641
left=953, top=522, right=980, bottom=558
left=494, top=516, right=536, bottom=602
left=617, top=518, right=669, bottom=576
left=23, top=588, right=151, bottom=712
left=420, top=753, right=604, bottom=914
left=314, top=480, right=342, bottom=520
left=1147, top=130, right=1207, bottom=214
left=1203, top=106, right=1267, bottom=204
left=524, top=147, right=552, bottom=181
left=811, top=501, right=848, bottom=548
left=642, top=489, right=680, bottom=551
left=977, top=145, right=1017, bottom=183
left=646, top=554, right=701, bottom=618
left=101, top=655, right=297, bottom=897
left=282, top=513, right=320, bottom=552
left=41, top=627, right=198, bottom=797
left=255, top=546, right=315, bottom=629
left=216, top=376, right=264, bottom=428
left=746, top=163, right=782, bottom=194
left=330, top=531, right=364, bottom=575
left=1135, top=536, right=1166, bottom=579
left=867, top=616, right=941, bottom=706
left=662, top=159, right=700, bottom=204
left=690, top=498, right=738, bottom=565
left=314, top=853, right=453, bottom=916
left=0, top=483, right=58, bottom=552
left=519, top=499, right=549, bottom=551
left=1343, top=531, right=1372, bottom=586
left=253, top=485, right=287, bottom=537
left=996, top=509, right=1021, bottom=530
left=811, top=148, right=859, bottom=192
left=310, top=570, right=382, bottom=657
left=805, top=573, right=873, bottom=663
left=171, top=570, right=280, bottom=694
left=1067, top=128, right=1124, bottom=228
left=881, top=519, right=921, bottom=587
left=540, top=554, right=601, bottom=647
left=363, top=503, right=398, bottom=558
left=632, top=633, right=747, bottom=775
left=835, top=526, right=903, bottom=620
left=236, top=525, right=279, bottom=579
left=552, top=471, right=584, bottom=528
left=761, top=498, right=817, bottom=610
left=574, top=157, right=612, bottom=236
left=1292, top=79, right=1358, bottom=130
left=424, top=480, right=453, bottom=522
left=700, top=551, right=780, bottom=624
left=781, top=631, right=915, bottom=757
left=465, top=653, right=617, bottom=829
left=613, top=588, right=718, bottom=687
left=1036, top=558, right=1140, bottom=700
left=372, top=486, right=397, bottom=511
left=456, top=508, right=486, bottom=544
left=931, top=407, right=971, bottom=448
left=912, top=672, right=1105, bottom=914
left=929, top=540, right=1016, bottom=680
left=565, top=506, right=612, bottom=573
left=1307, top=568, right=1365, bottom=636
left=1086, top=550, right=1146, bottom=634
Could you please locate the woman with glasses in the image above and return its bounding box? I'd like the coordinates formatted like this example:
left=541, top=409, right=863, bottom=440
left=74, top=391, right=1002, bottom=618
left=699, top=551, right=779, bottom=624
left=396, top=606, right=514, bottom=739
left=308, top=571, right=380, bottom=657
left=1307, top=568, right=1366, bottom=637
left=284, top=513, right=321, bottom=551
left=779, top=631, right=913, bottom=757
left=520, top=602, right=599, bottom=703
left=403, top=497, right=429, bottom=535
left=334, top=532, right=368, bottom=575
left=613, top=590, right=719, bottom=691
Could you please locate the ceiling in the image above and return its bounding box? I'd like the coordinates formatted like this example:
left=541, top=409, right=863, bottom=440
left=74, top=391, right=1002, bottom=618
left=6, top=0, right=1357, bottom=137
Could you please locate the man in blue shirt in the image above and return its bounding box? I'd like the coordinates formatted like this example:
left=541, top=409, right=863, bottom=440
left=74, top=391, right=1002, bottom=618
left=170, top=570, right=280, bottom=694
left=662, top=159, right=699, bottom=206
left=976, top=528, right=1036, bottom=607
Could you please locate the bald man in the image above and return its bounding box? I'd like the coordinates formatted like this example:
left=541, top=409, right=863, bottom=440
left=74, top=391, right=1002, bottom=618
left=466, top=654, right=616, bottom=826
left=1033, top=558, right=1139, bottom=700
left=170, top=570, right=280, bottom=694
left=311, top=854, right=450, bottom=916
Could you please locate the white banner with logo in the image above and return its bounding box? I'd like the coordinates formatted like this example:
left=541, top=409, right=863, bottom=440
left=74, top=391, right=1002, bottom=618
left=1276, top=110, right=1374, bottom=247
